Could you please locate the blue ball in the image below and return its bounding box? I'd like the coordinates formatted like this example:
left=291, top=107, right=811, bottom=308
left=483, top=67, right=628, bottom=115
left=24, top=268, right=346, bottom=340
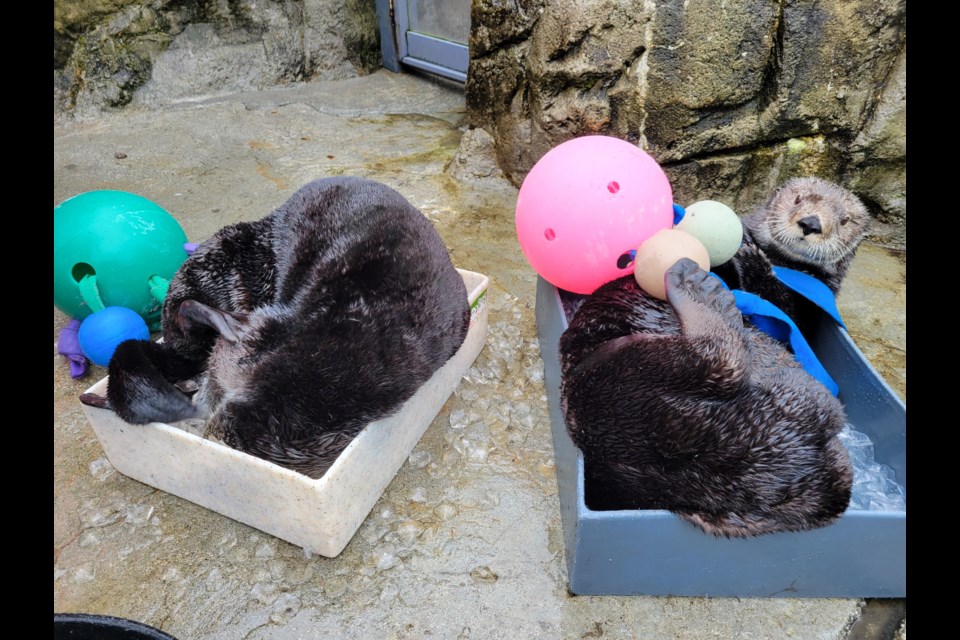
left=78, top=306, right=151, bottom=366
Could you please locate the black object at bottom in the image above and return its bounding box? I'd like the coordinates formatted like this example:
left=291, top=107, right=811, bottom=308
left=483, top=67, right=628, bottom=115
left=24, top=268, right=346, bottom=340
left=54, top=613, right=178, bottom=640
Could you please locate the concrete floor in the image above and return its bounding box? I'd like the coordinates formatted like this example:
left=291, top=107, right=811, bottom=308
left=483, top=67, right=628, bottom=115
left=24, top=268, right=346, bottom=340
left=54, top=70, right=906, bottom=639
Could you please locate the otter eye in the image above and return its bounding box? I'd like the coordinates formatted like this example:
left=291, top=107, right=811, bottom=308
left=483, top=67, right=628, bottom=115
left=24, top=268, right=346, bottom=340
left=840, top=216, right=850, bottom=226
left=794, top=194, right=802, bottom=205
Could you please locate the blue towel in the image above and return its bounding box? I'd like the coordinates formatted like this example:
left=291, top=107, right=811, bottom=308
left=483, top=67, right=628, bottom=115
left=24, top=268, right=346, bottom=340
left=731, top=289, right=839, bottom=396
left=772, top=266, right=845, bottom=328
left=709, top=272, right=840, bottom=396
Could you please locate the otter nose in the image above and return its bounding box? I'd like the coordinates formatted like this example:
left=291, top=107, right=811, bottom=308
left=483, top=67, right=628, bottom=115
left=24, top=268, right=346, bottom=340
left=797, top=215, right=822, bottom=236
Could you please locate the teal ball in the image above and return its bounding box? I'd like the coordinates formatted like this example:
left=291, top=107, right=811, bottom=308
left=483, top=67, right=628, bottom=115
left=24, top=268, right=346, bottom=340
left=675, top=200, right=744, bottom=267
left=54, top=191, right=188, bottom=324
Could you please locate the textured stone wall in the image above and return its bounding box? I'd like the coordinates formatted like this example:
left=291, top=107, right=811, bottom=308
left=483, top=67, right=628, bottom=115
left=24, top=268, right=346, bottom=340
left=466, top=0, right=906, bottom=246
left=54, top=0, right=381, bottom=119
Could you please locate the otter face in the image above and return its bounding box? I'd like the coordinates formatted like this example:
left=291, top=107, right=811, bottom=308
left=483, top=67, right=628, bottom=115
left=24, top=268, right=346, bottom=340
left=763, top=177, right=869, bottom=267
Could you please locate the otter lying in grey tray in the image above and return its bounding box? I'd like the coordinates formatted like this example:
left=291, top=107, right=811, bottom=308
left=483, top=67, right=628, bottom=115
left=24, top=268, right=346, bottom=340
left=559, top=177, right=870, bottom=537
left=80, top=177, right=470, bottom=479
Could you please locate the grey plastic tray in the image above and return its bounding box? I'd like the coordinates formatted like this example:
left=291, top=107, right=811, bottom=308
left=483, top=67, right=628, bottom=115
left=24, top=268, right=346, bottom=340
left=535, top=276, right=906, bottom=597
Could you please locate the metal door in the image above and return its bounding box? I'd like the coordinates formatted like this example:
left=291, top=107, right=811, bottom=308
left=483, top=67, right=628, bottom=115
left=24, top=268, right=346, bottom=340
left=377, top=0, right=470, bottom=82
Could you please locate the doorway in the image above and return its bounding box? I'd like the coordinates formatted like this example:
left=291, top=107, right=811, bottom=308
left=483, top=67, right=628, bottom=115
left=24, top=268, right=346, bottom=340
left=377, top=0, right=470, bottom=82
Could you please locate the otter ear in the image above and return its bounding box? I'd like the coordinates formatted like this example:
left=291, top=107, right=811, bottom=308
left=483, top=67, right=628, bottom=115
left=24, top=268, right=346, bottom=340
left=178, top=300, right=248, bottom=343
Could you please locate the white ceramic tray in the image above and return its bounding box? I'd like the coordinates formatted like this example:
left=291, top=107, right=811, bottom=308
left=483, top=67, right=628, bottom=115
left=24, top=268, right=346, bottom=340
left=81, top=269, right=489, bottom=557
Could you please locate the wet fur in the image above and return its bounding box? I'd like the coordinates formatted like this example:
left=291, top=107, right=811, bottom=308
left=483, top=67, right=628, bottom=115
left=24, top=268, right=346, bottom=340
left=81, top=177, right=470, bottom=479
left=559, top=178, right=869, bottom=537
left=713, top=176, right=869, bottom=332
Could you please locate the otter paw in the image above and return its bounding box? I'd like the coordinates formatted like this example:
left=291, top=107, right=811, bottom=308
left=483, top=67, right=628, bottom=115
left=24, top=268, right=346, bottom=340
left=733, top=242, right=775, bottom=280
left=79, top=392, right=111, bottom=410
left=665, top=258, right=742, bottom=331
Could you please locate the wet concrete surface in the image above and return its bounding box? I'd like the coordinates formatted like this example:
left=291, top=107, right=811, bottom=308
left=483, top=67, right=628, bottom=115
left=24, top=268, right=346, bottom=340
left=54, top=70, right=906, bottom=639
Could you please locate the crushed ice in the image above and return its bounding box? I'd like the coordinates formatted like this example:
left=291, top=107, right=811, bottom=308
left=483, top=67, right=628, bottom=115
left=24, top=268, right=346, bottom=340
left=838, top=424, right=906, bottom=511
left=125, top=503, right=154, bottom=526
left=371, top=543, right=399, bottom=571
left=408, top=450, right=432, bottom=468
left=250, top=581, right=278, bottom=605
left=396, top=519, right=425, bottom=544
left=72, top=562, right=96, bottom=584
left=379, top=581, right=400, bottom=603
left=88, top=457, right=115, bottom=482
left=269, top=593, right=301, bottom=624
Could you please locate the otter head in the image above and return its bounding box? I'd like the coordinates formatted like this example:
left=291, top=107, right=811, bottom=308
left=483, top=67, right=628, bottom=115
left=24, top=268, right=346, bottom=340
left=755, top=177, right=870, bottom=270
left=177, top=300, right=287, bottom=418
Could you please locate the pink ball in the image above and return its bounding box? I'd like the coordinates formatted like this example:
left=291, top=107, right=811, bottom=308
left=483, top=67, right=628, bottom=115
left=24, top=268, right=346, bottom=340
left=515, top=136, right=674, bottom=294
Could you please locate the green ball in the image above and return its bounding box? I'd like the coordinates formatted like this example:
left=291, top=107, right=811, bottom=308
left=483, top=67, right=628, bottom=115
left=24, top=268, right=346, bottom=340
left=675, top=200, right=744, bottom=267
left=53, top=190, right=188, bottom=324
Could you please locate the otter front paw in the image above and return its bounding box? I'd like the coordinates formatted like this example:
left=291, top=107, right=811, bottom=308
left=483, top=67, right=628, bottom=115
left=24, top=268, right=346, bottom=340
left=665, top=258, right=743, bottom=333
left=732, top=241, right=775, bottom=282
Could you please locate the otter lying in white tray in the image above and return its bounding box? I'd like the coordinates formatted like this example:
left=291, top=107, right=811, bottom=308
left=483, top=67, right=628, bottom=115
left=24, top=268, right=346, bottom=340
left=81, top=176, right=470, bottom=480
left=559, top=177, right=870, bottom=537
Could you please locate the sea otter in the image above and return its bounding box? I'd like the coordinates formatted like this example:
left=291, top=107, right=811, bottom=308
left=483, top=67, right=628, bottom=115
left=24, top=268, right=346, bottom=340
left=80, top=177, right=470, bottom=479
left=559, top=177, right=870, bottom=537
left=713, top=176, right=870, bottom=332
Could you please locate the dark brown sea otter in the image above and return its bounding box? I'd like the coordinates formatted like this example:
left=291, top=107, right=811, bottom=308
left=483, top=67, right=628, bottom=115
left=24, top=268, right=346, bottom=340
left=714, top=176, right=870, bottom=332
left=80, top=177, right=470, bottom=479
left=559, top=177, right=870, bottom=537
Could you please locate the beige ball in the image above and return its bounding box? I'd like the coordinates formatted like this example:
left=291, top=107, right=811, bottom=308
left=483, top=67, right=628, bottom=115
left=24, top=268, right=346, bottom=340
left=633, top=229, right=711, bottom=300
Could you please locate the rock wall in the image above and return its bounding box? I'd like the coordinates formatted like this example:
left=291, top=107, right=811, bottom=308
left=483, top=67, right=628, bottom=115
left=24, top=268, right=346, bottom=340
left=54, top=0, right=381, bottom=119
left=466, top=0, right=906, bottom=246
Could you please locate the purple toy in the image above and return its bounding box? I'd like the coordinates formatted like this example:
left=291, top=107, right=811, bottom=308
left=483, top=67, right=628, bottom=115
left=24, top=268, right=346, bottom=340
left=57, top=319, right=89, bottom=379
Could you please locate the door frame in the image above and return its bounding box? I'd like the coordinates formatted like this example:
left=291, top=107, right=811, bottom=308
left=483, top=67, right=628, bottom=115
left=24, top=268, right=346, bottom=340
left=376, top=0, right=469, bottom=83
